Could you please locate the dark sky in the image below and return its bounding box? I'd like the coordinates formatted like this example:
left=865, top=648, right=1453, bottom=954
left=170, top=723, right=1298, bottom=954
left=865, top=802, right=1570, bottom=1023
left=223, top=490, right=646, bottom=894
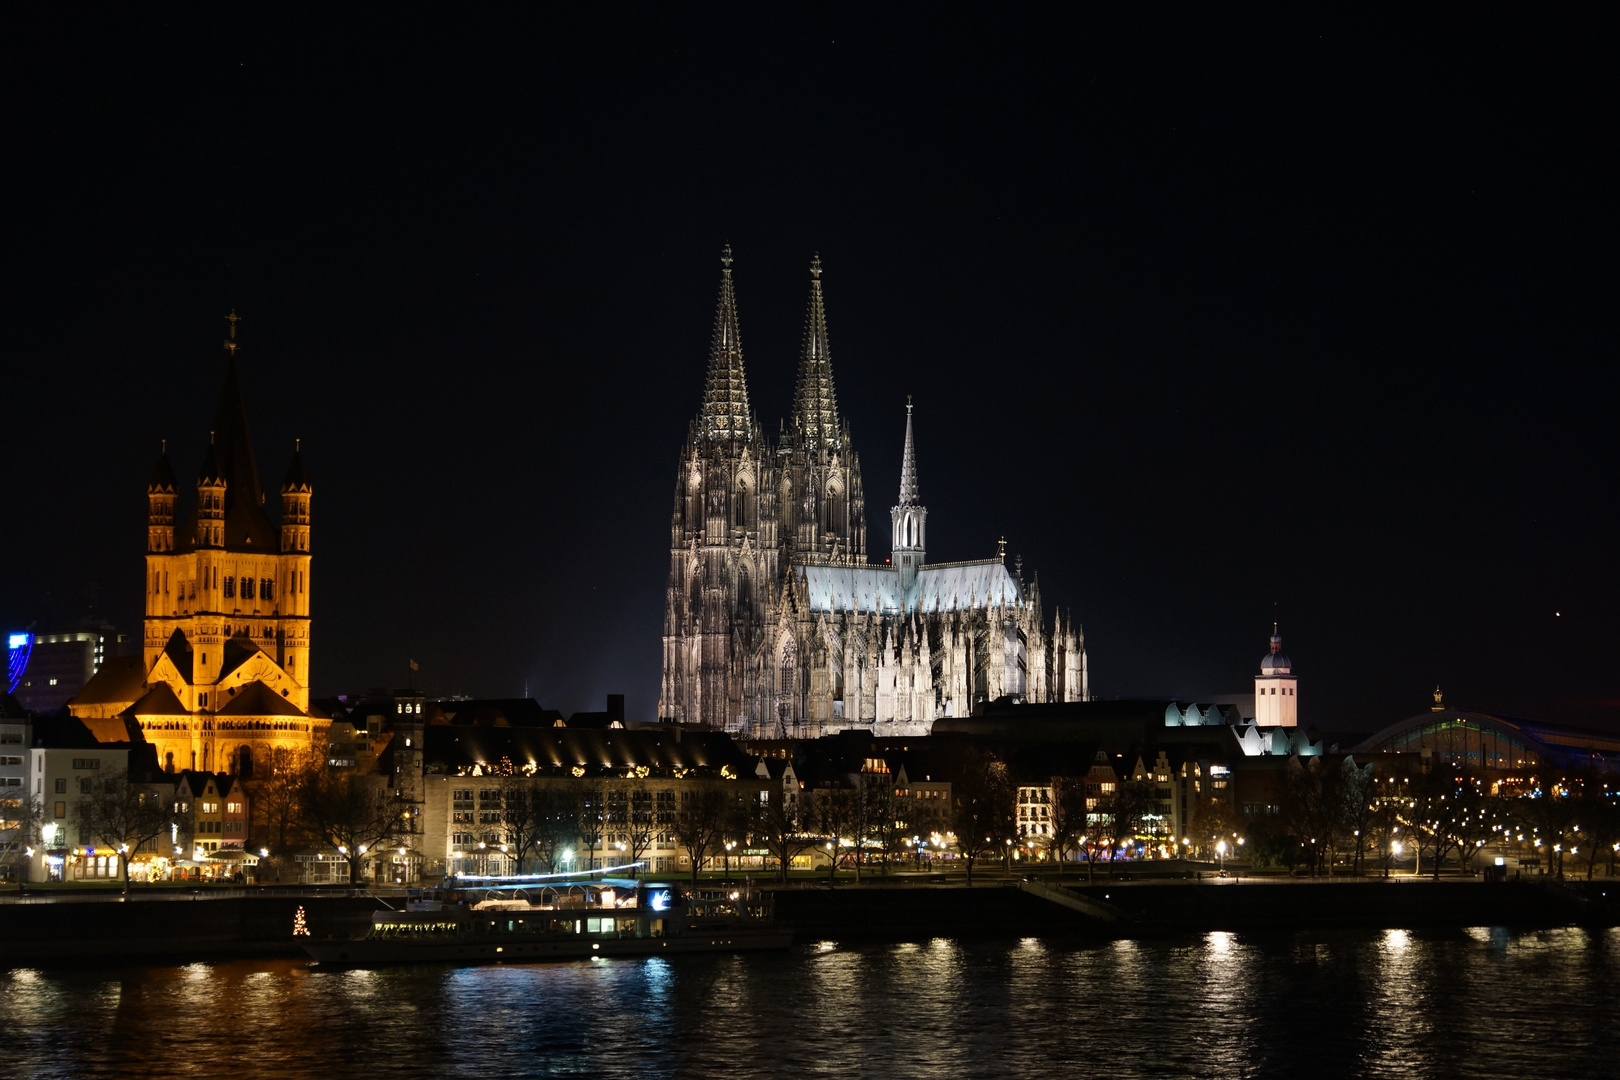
left=5, top=10, right=1613, bottom=733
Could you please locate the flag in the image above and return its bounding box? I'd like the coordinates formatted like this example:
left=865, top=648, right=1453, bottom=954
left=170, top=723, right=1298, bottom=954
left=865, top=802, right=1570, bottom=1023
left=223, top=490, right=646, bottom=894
left=408, top=659, right=419, bottom=672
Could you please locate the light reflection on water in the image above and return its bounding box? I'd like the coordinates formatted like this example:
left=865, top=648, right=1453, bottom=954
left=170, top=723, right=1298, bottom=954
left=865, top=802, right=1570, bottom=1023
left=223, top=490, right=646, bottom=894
left=2, top=928, right=1617, bottom=1078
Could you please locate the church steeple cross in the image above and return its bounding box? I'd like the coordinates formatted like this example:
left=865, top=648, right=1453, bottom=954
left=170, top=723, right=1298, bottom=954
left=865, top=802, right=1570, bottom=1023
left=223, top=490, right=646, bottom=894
left=224, top=309, right=241, bottom=356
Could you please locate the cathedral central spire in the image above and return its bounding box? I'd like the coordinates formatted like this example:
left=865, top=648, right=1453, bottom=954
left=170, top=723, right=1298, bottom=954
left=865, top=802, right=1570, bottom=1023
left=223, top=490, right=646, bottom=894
left=792, top=254, right=842, bottom=452
left=898, top=395, right=919, bottom=506
left=697, top=244, right=754, bottom=442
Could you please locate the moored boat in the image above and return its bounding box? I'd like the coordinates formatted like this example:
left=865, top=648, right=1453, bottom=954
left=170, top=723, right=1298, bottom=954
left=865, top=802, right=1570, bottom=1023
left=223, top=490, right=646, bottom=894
left=303, top=874, right=790, bottom=966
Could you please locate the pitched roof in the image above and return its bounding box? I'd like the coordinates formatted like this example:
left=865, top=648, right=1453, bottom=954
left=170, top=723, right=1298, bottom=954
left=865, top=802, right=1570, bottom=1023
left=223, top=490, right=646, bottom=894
left=175, top=355, right=279, bottom=554
left=416, top=724, right=753, bottom=778
left=148, top=448, right=176, bottom=492
left=281, top=445, right=311, bottom=491
left=216, top=680, right=308, bottom=718
left=128, top=682, right=188, bottom=716
left=163, top=629, right=195, bottom=684
left=68, top=654, right=148, bottom=707
left=32, top=713, right=138, bottom=749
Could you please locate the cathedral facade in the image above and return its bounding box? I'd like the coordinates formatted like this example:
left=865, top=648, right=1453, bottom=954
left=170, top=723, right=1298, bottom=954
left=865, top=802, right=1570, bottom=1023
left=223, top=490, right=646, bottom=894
left=70, top=316, right=327, bottom=774
left=660, top=250, right=1087, bottom=738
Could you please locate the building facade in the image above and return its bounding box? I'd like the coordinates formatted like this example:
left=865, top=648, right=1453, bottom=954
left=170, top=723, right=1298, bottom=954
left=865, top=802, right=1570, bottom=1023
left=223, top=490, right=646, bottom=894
left=660, top=250, right=1088, bottom=739
left=68, top=315, right=327, bottom=776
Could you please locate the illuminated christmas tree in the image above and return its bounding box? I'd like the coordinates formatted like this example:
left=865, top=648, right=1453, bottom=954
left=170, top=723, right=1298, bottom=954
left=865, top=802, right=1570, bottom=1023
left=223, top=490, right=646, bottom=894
left=292, top=905, right=310, bottom=937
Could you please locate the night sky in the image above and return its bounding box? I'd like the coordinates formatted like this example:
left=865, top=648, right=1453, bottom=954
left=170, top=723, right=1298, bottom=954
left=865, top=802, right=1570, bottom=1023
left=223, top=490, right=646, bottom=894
left=6, top=11, right=1612, bottom=733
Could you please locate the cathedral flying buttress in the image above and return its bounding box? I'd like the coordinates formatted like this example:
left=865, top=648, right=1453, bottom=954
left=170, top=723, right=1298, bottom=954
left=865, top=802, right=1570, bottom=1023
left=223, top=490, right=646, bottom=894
left=660, top=250, right=1088, bottom=738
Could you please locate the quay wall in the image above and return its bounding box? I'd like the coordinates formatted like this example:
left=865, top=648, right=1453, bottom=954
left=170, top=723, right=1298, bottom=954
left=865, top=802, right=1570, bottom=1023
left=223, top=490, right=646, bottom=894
left=0, top=892, right=387, bottom=965
left=768, top=880, right=1620, bottom=940
left=3, top=881, right=1616, bottom=965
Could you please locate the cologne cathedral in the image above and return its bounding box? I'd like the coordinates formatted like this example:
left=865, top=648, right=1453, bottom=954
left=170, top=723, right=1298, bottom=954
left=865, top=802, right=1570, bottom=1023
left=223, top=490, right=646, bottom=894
left=660, top=249, right=1088, bottom=738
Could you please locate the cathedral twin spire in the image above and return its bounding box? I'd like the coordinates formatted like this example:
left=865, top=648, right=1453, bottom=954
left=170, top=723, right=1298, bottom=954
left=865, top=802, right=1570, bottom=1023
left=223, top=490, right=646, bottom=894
left=696, top=244, right=755, bottom=443
left=694, top=247, right=848, bottom=456
left=791, top=255, right=843, bottom=454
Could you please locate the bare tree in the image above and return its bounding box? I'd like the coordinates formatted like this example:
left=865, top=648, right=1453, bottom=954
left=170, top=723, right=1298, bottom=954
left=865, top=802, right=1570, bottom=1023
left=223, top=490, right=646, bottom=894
left=1044, top=777, right=1086, bottom=876
left=575, top=783, right=606, bottom=871
left=1100, top=779, right=1158, bottom=866
left=755, top=783, right=817, bottom=883
left=75, top=771, right=171, bottom=894
left=299, top=768, right=404, bottom=884
left=1189, top=795, right=1241, bottom=859
left=255, top=748, right=322, bottom=856
left=623, top=783, right=660, bottom=874
left=870, top=778, right=912, bottom=873
left=948, top=751, right=1014, bottom=885
left=814, top=788, right=860, bottom=884
left=1339, top=759, right=1379, bottom=875
left=1, top=791, right=45, bottom=883
left=1574, top=790, right=1620, bottom=880
left=672, top=783, right=727, bottom=883
left=500, top=780, right=547, bottom=872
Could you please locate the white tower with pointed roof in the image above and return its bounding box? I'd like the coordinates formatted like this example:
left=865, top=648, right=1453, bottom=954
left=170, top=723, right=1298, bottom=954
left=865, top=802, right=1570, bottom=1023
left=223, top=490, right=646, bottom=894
left=890, top=398, right=926, bottom=596
left=1254, top=625, right=1298, bottom=727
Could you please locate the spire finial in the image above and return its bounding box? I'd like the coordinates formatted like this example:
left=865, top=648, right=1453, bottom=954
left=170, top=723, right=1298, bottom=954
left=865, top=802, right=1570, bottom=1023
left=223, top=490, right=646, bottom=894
left=997, top=536, right=1007, bottom=561
left=897, top=397, right=920, bottom=506
left=210, top=430, right=216, bottom=445
left=295, top=437, right=301, bottom=453
left=161, top=438, right=167, bottom=454
left=223, top=309, right=240, bottom=356
left=810, top=253, right=822, bottom=281
left=721, top=243, right=733, bottom=271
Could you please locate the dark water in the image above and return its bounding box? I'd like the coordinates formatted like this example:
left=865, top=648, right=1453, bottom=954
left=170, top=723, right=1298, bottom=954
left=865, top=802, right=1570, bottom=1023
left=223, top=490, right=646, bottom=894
left=3, top=927, right=1616, bottom=1078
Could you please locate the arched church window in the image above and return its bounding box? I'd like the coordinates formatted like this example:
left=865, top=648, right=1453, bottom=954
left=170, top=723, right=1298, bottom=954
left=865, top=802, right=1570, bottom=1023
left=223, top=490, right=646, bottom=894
left=260, top=579, right=273, bottom=601
left=240, top=577, right=253, bottom=600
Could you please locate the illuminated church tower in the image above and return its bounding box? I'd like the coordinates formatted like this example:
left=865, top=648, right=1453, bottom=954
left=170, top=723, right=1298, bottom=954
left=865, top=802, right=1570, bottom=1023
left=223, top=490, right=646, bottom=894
left=71, top=313, right=327, bottom=774
left=660, top=248, right=780, bottom=727
left=1253, top=625, right=1298, bottom=727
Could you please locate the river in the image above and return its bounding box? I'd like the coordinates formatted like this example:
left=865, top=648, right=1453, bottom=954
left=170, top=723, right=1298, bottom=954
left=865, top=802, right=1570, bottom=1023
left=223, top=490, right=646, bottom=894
left=2, top=927, right=1614, bottom=1078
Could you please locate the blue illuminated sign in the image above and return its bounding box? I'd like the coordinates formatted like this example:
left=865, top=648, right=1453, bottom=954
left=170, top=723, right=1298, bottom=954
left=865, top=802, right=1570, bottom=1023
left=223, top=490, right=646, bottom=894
left=643, top=887, right=673, bottom=912
left=6, top=632, right=32, bottom=694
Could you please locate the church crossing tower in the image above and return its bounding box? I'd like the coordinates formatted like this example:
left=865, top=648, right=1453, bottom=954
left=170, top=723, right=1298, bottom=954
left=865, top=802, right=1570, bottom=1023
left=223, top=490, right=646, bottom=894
left=890, top=398, right=926, bottom=595
left=72, top=312, right=326, bottom=776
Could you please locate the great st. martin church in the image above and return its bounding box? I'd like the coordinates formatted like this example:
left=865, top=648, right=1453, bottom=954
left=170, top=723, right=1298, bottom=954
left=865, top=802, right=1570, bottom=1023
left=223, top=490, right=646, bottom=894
left=660, top=249, right=1088, bottom=737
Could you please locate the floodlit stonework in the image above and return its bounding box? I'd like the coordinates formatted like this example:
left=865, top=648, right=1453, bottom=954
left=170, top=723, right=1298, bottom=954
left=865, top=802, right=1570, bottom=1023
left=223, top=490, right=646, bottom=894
left=661, top=250, right=1087, bottom=738
left=69, top=314, right=327, bottom=774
